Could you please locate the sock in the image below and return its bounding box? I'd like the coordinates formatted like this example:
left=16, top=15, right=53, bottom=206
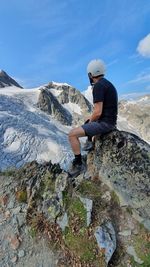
left=74, top=154, right=82, bottom=165
left=87, top=136, right=92, bottom=142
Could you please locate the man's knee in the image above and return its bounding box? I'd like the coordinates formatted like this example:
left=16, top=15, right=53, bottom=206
left=68, top=129, right=76, bottom=140
left=68, top=127, right=85, bottom=140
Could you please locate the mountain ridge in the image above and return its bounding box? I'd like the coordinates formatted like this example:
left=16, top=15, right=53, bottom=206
left=0, top=70, right=23, bottom=88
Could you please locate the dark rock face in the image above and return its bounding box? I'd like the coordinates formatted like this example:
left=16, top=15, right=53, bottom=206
left=93, top=130, right=150, bottom=230
left=37, top=88, right=72, bottom=125
left=0, top=70, right=22, bottom=88
left=46, top=82, right=92, bottom=113
left=37, top=82, right=93, bottom=126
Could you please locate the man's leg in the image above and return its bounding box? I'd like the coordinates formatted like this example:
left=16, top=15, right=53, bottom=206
left=68, top=126, right=86, bottom=155
left=68, top=127, right=86, bottom=175
left=84, top=119, right=92, bottom=142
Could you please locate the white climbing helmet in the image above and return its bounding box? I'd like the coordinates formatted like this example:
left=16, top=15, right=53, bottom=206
left=87, top=59, right=106, bottom=77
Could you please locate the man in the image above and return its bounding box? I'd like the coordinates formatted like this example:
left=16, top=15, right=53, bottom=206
left=68, top=59, right=118, bottom=176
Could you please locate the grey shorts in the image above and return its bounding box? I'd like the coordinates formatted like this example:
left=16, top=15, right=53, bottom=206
left=81, top=121, right=116, bottom=137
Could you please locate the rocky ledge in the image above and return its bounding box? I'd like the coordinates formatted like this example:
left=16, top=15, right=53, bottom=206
left=0, top=130, right=150, bottom=267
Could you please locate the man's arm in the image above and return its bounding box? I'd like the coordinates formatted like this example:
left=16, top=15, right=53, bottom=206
left=89, top=102, right=103, bottom=122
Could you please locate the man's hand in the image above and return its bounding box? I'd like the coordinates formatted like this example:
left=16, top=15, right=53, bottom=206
left=84, top=119, right=90, bottom=124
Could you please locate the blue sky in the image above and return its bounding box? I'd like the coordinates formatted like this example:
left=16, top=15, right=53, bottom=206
left=0, top=0, right=150, bottom=98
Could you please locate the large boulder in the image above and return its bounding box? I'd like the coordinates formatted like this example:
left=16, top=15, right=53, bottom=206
left=93, top=130, right=150, bottom=230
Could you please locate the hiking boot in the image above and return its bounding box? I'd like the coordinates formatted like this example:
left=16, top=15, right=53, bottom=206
left=83, top=140, right=93, bottom=151
left=68, top=159, right=85, bottom=177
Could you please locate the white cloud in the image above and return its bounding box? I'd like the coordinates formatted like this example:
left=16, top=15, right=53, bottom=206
left=137, top=33, right=150, bottom=57
left=120, top=92, right=148, bottom=100
left=127, top=72, right=150, bottom=84
left=107, top=59, right=118, bottom=67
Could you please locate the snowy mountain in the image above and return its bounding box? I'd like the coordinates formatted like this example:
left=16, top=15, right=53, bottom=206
left=0, top=86, right=74, bottom=171
left=0, top=79, right=92, bottom=171
left=0, top=70, right=22, bottom=88
left=83, top=85, right=93, bottom=104
left=83, top=86, right=150, bottom=143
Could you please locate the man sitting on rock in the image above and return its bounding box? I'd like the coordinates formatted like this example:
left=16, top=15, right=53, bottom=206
left=68, top=59, right=118, bottom=176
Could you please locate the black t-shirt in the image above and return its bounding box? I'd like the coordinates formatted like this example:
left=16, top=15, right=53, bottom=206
left=93, top=77, right=118, bottom=125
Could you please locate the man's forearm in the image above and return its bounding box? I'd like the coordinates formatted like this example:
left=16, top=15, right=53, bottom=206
left=89, top=102, right=103, bottom=122
left=89, top=112, right=101, bottom=122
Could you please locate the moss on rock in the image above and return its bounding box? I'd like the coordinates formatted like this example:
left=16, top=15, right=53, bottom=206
left=78, top=180, right=102, bottom=199
left=64, top=227, right=98, bottom=262
left=42, top=170, right=56, bottom=194
left=15, top=189, right=27, bottom=203
left=111, top=191, right=120, bottom=205
left=131, top=227, right=150, bottom=266
left=63, top=196, right=106, bottom=266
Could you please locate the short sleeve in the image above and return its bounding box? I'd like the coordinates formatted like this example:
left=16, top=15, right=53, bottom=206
left=93, top=82, right=104, bottom=103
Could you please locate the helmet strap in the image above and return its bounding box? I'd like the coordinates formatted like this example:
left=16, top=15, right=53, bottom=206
left=88, top=73, right=94, bottom=85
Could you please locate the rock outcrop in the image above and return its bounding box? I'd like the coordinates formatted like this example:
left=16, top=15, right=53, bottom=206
left=93, top=130, right=150, bottom=230
left=0, top=70, right=22, bottom=88
left=37, top=88, right=72, bottom=125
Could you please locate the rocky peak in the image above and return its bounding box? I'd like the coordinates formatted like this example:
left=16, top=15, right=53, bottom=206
left=46, top=81, right=93, bottom=113
left=37, top=82, right=93, bottom=126
left=37, top=88, right=72, bottom=125
left=0, top=69, right=23, bottom=88
left=0, top=69, right=6, bottom=75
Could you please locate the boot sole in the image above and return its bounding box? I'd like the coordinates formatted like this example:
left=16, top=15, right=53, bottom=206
left=68, top=166, right=86, bottom=178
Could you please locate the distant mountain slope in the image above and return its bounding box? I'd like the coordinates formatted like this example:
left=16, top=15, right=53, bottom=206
left=118, top=95, right=150, bottom=143
left=0, top=70, right=22, bottom=88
